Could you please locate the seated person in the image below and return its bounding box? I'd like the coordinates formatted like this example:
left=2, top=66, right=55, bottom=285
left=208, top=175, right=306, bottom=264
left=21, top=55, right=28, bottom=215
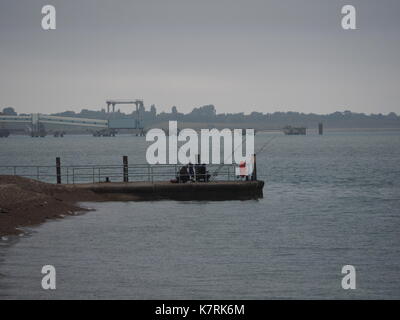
left=196, top=164, right=210, bottom=182
left=188, top=163, right=195, bottom=181
left=177, top=165, right=190, bottom=183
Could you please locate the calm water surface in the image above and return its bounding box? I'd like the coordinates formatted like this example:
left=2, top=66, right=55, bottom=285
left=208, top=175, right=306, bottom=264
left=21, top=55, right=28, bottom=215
left=0, top=131, right=399, bottom=299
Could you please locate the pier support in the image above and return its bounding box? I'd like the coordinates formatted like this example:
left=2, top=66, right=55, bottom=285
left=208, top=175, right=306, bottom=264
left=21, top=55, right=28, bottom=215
left=56, top=157, right=62, bottom=184
left=123, top=156, right=129, bottom=182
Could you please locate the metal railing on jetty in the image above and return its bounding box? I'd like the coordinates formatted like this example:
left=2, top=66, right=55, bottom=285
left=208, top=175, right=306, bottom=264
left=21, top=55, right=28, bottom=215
left=0, top=156, right=243, bottom=184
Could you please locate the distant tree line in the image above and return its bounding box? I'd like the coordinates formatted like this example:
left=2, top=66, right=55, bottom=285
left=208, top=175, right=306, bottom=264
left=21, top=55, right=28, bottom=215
left=0, top=107, right=17, bottom=116
left=50, top=104, right=400, bottom=129
left=2, top=105, right=400, bottom=129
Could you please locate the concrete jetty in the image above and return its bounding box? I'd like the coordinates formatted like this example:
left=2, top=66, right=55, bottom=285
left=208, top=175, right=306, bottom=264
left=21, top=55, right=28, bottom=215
left=1, top=156, right=264, bottom=202
left=70, top=180, right=265, bottom=201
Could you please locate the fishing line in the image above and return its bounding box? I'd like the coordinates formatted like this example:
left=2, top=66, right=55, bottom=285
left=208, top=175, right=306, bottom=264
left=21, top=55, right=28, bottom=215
left=255, top=135, right=278, bottom=155
left=209, top=132, right=248, bottom=180
left=210, top=132, right=278, bottom=180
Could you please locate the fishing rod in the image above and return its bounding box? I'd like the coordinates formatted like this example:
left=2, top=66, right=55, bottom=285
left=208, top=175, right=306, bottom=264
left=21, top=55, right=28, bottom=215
left=210, top=133, right=277, bottom=180
left=209, top=133, right=248, bottom=180
left=255, top=134, right=277, bottom=155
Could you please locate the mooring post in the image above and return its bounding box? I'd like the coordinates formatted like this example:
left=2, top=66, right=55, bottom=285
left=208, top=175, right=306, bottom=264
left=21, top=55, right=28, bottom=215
left=123, top=155, right=129, bottom=182
left=56, top=157, right=62, bottom=184
left=318, top=122, right=323, bottom=135
left=252, top=154, right=257, bottom=181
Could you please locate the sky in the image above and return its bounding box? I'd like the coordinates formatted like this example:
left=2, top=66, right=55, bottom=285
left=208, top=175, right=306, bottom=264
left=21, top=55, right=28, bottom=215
left=0, top=0, right=399, bottom=115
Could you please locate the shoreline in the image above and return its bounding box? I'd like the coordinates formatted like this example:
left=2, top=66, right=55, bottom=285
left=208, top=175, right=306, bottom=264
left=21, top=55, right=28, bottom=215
left=2, top=127, right=400, bottom=136
left=0, top=176, right=102, bottom=237
left=0, top=176, right=264, bottom=237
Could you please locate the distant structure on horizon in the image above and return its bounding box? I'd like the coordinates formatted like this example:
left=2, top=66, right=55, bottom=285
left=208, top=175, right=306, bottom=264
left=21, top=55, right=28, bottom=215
left=283, top=126, right=307, bottom=135
left=1, top=105, right=399, bottom=133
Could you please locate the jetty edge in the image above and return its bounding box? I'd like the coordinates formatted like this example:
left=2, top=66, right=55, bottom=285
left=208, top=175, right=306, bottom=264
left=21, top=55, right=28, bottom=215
left=70, top=180, right=265, bottom=201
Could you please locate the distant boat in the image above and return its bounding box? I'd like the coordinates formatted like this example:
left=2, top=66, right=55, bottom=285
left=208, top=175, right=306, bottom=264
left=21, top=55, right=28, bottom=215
left=283, top=126, right=306, bottom=135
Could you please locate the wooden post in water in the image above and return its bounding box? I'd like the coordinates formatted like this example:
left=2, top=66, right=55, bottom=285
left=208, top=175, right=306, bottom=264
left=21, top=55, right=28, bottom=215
left=252, top=154, right=257, bottom=181
left=123, top=156, right=129, bottom=182
left=318, top=122, right=323, bottom=135
left=56, top=157, right=62, bottom=184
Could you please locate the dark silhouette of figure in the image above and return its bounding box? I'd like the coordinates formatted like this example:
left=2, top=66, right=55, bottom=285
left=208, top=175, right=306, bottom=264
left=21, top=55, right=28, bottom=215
left=188, top=163, right=195, bottom=181
left=195, top=164, right=201, bottom=181
left=177, top=165, right=190, bottom=183
left=196, top=164, right=210, bottom=182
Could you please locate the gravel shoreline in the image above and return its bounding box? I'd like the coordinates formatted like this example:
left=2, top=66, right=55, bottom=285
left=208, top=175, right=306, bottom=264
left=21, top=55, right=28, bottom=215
left=0, top=176, right=101, bottom=237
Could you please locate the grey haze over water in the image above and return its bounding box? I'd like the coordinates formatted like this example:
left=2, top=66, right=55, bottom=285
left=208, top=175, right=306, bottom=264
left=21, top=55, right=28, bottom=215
left=1, top=0, right=400, bottom=115
left=0, top=131, right=399, bottom=299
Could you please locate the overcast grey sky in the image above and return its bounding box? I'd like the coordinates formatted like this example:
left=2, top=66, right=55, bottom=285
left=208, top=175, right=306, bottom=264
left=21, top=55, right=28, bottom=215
left=0, top=0, right=399, bottom=115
